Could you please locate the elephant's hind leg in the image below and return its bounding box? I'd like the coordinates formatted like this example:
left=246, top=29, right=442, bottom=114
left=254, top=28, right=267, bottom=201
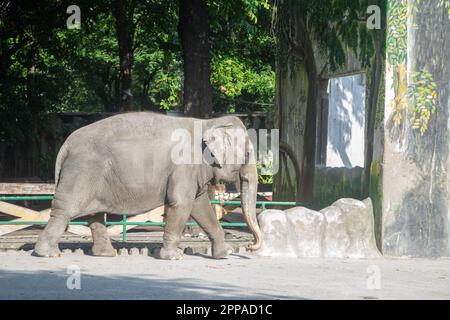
left=88, top=213, right=116, bottom=257
left=33, top=210, right=69, bottom=257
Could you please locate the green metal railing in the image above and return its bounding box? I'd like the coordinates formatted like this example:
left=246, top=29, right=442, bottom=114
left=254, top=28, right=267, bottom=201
left=0, top=195, right=308, bottom=242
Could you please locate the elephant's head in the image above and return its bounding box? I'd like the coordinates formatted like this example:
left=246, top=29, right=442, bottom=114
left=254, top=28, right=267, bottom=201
left=203, top=116, right=262, bottom=251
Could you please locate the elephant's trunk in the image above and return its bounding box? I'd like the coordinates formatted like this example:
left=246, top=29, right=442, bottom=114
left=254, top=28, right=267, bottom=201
left=240, top=163, right=262, bottom=251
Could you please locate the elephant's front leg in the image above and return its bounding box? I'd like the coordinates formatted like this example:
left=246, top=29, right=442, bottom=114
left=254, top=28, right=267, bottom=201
left=160, top=200, right=193, bottom=260
left=190, top=193, right=233, bottom=259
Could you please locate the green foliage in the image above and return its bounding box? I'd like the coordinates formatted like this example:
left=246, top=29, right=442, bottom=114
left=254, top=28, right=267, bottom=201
left=208, top=0, right=276, bottom=113
left=408, top=70, right=438, bottom=135
left=211, top=55, right=275, bottom=112
left=0, top=0, right=275, bottom=183
left=256, top=162, right=274, bottom=184
left=258, top=172, right=274, bottom=184
left=386, top=0, right=443, bottom=135
left=274, top=0, right=380, bottom=73
left=256, top=150, right=274, bottom=184
left=54, top=12, right=120, bottom=112
left=0, top=0, right=275, bottom=148
left=386, top=0, right=408, bottom=65
left=0, top=0, right=68, bottom=145
left=438, top=0, right=450, bottom=18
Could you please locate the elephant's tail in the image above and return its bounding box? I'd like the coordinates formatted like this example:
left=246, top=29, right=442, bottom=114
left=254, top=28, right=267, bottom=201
left=54, top=142, right=69, bottom=187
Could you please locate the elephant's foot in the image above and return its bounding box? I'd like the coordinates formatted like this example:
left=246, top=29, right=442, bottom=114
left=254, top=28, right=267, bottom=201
left=33, top=241, right=61, bottom=258
left=33, top=213, right=69, bottom=258
left=159, top=247, right=184, bottom=260
left=91, top=243, right=117, bottom=257
left=212, top=242, right=233, bottom=259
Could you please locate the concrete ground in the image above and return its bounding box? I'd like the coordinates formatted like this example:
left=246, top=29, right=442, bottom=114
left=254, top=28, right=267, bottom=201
left=0, top=250, right=449, bottom=300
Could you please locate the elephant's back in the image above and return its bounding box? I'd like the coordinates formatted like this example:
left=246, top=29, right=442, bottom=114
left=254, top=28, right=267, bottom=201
left=54, top=112, right=180, bottom=215
left=67, top=112, right=186, bottom=142
left=61, top=113, right=178, bottom=177
left=60, top=112, right=189, bottom=159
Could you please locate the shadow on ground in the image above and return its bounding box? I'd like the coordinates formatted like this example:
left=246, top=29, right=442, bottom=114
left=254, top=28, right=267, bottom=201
left=0, top=269, right=300, bottom=300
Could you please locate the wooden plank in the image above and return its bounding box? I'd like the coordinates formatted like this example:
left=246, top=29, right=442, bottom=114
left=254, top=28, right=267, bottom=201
left=0, top=195, right=164, bottom=236
left=0, top=183, right=55, bottom=195
left=66, top=225, right=91, bottom=236
left=106, top=206, right=165, bottom=236
left=213, top=204, right=223, bottom=220
left=67, top=206, right=165, bottom=236
left=0, top=208, right=50, bottom=236
left=0, top=199, right=165, bottom=237
left=0, top=200, right=49, bottom=218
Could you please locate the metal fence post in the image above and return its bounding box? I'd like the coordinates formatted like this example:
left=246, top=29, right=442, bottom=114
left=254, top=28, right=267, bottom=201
left=122, top=211, right=127, bottom=242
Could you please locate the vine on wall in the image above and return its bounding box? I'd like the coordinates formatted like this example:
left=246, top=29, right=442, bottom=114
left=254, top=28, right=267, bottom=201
left=437, top=0, right=450, bottom=19
left=408, top=70, right=438, bottom=135
left=386, top=0, right=408, bottom=132
left=386, top=0, right=440, bottom=136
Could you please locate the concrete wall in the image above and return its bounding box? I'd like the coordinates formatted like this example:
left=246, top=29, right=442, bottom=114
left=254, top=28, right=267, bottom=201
left=382, top=0, right=450, bottom=257
left=273, top=57, right=309, bottom=201
left=326, top=74, right=366, bottom=168
left=313, top=166, right=363, bottom=211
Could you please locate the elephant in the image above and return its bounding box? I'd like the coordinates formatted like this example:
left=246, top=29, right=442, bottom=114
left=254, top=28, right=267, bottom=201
left=33, top=112, right=262, bottom=260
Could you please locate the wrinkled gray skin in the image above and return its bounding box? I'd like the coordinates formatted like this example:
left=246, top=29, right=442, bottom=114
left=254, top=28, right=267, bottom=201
left=33, top=112, right=262, bottom=260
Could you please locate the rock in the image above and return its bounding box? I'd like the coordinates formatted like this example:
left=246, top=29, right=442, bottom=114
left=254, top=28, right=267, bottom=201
left=285, top=207, right=325, bottom=257
left=151, top=247, right=161, bottom=257
left=197, top=232, right=207, bottom=239
left=257, top=198, right=381, bottom=259
left=321, top=198, right=381, bottom=258
left=62, top=249, right=72, bottom=255
left=224, top=231, right=235, bottom=240
left=129, top=248, right=139, bottom=256
left=257, top=209, right=297, bottom=257
left=238, top=246, right=247, bottom=254
left=140, top=247, right=149, bottom=256
left=118, top=248, right=128, bottom=256
left=74, top=248, right=84, bottom=255
left=194, top=247, right=208, bottom=255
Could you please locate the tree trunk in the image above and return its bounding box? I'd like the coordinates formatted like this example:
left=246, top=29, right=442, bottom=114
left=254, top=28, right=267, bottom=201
left=27, top=64, right=38, bottom=118
left=114, top=0, right=135, bottom=112
left=273, top=6, right=315, bottom=203
left=363, top=26, right=384, bottom=196
left=178, top=0, right=213, bottom=118
left=297, top=13, right=318, bottom=203
left=26, top=62, right=42, bottom=176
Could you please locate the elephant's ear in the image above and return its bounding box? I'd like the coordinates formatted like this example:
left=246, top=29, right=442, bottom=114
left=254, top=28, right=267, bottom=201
left=203, top=124, right=234, bottom=167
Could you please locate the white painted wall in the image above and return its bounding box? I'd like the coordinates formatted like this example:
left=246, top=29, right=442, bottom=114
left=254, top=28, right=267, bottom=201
left=326, top=74, right=366, bottom=168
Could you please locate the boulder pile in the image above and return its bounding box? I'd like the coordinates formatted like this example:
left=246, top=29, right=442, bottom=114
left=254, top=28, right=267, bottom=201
left=257, top=198, right=381, bottom=258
